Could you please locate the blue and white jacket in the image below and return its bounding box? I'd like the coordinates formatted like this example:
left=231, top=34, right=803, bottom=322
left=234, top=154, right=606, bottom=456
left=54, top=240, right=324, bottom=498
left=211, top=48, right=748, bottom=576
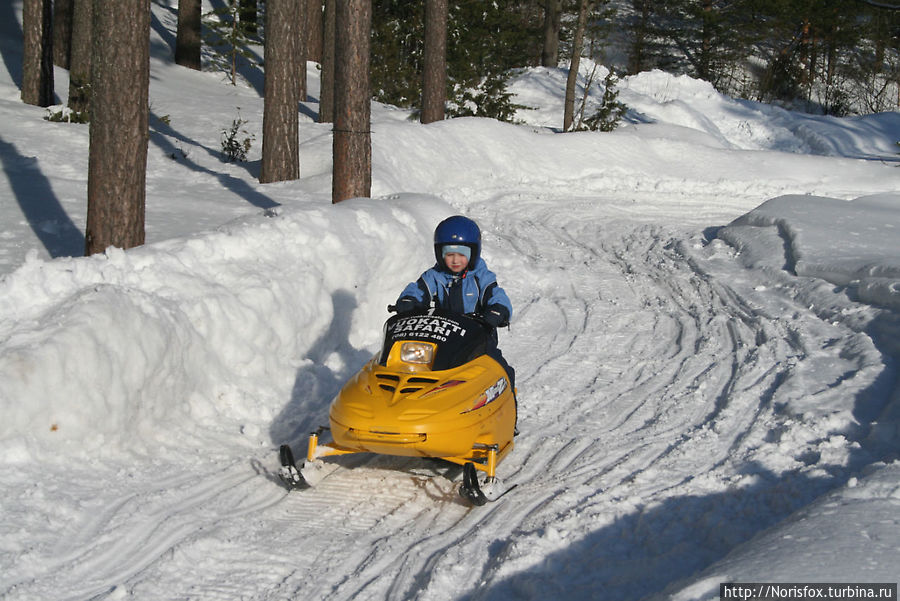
left=397, top=258, right=513, bottom=325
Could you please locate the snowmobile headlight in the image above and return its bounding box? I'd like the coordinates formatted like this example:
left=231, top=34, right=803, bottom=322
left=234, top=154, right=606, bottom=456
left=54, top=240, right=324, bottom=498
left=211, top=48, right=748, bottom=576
left=400, top=342, right=434, bottom=365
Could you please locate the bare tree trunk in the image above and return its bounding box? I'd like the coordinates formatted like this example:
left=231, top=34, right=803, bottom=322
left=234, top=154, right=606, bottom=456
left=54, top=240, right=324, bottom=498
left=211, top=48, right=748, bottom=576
left=699, top=0, right=713, bottom=81
left=175, top=0, right=202, bottom=70
left=85, top=0, right=150, bottom=255
left=306, top=0, right=324, bottom=63
left=53, top=0, right=73, bottom=68
left=627, top=0, right=650, bottom=74
left=298, top=2, right=308, bottom=103
left=67, top=0, right=92, bottom=116
left=260, top=0, right=302, bottom=184
left=22, top=0, right=54, bottom=107
left=421, top=0, right=448, bottom=124
left=319, top=0, right=336, bottom=123
left=332, top=0, right=371, bottom=203
left=541, top=0, right=562, bottom=67
left=564, top=0, right=591, bottom=132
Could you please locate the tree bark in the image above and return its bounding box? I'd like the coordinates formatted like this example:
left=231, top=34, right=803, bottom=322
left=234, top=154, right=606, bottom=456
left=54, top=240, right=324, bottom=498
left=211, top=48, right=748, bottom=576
left=298, top=1, right=308, bottom=103
left=306, top=0, right=324, bottom=63
left=85, top=0, right=150, bottom=254
left=541, top=0, right=562, bottom=67
left=421, top=0, right=448, bottom=124
left=564, top=0, right=592, bottom=131
left=319, top=0, right=336, bottom=123
left=260, top=0, right=302, bottom=183
left=175, top=0, right=202, bottom=70
left=67, top=0, right=92, bottom=116
left=332, top=0, right=371, bottom=203
left=627, top=0, right=651, bottom=74
left=53, top=0, right=73, bottom=68
left=22, top=0, right=54, bottom=107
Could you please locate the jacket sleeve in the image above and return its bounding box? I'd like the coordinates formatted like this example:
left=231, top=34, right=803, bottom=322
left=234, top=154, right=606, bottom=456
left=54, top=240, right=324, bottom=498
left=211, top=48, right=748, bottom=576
left=476, top=263, right=513, bottom=322
left=396, top=270, right=435, bottom=307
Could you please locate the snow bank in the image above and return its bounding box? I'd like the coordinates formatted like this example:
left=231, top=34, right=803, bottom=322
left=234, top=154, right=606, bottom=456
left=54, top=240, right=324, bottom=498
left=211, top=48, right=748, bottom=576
left=0, top=195, right=449, bottom=461
left=719, top=193, right=900, bottom=311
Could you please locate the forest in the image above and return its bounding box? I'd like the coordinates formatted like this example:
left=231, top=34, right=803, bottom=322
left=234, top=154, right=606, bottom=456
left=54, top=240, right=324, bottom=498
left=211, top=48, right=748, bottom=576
left=17, top=0, right=900, bottom=251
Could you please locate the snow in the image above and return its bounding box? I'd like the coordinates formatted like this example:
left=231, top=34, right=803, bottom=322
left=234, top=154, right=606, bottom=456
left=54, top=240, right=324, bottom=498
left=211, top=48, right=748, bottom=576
left=2, top=2, right=900, bottom=600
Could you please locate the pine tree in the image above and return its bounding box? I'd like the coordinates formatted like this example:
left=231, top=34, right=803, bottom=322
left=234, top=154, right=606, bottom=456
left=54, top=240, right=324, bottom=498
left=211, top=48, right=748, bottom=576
left=53, top=0, right=73, bottom=68
left=422, top=0, right=449, bottom=123
left=67, top=0, right=92, bottom=119
left=175, top=0, right=202, bottom=71
left=369, top=0, right=540, bottom=122
left=332, top=0, right=372, bottom=203
left=260, top=0, right=302, bottom=183
left=319, top=0, right=336, bottom=123
left=541, top=0, right=562, bottom=67
left=85, top=0, right=150, bottom=254
left=204, top=0, right=258, bottom=85
left=564, top=0, right=592, bottom=131
left=22, top=0, right=54, bottom=107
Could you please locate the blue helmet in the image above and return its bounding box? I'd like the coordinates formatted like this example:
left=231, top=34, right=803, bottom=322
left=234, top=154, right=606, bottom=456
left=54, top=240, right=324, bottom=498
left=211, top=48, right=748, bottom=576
left=434, top=215, right=481, bottom=268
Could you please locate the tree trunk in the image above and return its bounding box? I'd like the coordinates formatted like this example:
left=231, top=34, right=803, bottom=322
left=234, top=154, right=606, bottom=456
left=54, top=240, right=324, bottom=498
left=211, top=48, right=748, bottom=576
left=421, top=0, right=448, bottom=124
left=564, top=0, right=591, bottom=131
left=319, top=0, right=336, bottom=123
left=260, top=0, right=302, bottom=184
left=627, top=0, right=650, bottom=74
left=298, top=2, right=308, bottom=103
left=175, top=0, right=202, bottom=70
left=541, top=0, right=562, bottom=67
left=53, top=0, right=73, bottom=68
left=699, top=0, right=713, bottom=81
left=306, top=0, right=324, bottom=63
left=22, top=0, right=54, bottom=107
left=67, top=0, right=92, bottom=116
left=85, top=0, right=150, bottom=255
left=332, top=0, right=371, bottom=203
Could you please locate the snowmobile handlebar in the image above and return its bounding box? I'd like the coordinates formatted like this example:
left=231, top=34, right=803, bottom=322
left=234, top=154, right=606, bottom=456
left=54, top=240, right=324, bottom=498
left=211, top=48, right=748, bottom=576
left=386, top=304, right=494, bottom=329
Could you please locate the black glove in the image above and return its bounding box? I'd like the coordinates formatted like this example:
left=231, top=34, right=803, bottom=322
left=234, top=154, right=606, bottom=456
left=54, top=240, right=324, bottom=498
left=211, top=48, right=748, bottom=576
left=482, top=304, right=509, bottom=328
left=394, top=297, right=423, bottom=314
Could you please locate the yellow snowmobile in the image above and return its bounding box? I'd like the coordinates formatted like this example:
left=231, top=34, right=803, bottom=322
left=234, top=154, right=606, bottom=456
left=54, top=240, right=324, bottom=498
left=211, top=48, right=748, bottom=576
left=279, top=308, right=516, bottom=505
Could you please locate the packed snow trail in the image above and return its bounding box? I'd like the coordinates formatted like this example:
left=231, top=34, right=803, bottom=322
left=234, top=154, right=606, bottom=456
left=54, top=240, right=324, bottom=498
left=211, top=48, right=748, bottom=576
left=1, top=196, right=890, bottom=601
left=258, top=203, right=879, bottom=601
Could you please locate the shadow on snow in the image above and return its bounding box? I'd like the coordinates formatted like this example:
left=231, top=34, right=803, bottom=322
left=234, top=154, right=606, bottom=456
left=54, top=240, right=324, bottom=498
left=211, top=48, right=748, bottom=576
left=0, top=134, right=85, bottom=258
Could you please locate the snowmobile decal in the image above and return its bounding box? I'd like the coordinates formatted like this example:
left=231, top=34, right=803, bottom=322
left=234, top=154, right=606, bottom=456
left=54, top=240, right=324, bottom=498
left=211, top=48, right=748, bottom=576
left=462, top=377, right=507, bottom=414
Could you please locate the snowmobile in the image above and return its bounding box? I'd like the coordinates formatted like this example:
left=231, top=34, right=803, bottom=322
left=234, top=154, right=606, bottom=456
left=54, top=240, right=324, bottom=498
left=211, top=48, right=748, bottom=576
left=279, top=307, right=516, bottom=505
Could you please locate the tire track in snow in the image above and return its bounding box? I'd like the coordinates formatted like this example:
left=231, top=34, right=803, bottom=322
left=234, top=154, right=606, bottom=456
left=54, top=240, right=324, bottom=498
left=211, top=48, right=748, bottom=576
left=270, top=204, right=782, bottom=600
left=346, top=196, right=857, bottom=601
left=2, top=461, right=285, bottom=601
left=18, top=195, right=882, bottom=601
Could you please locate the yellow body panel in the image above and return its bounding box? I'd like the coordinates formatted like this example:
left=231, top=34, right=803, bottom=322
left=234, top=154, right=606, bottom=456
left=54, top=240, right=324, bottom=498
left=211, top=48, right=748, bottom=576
left=328, top=350, right=516, bottom=463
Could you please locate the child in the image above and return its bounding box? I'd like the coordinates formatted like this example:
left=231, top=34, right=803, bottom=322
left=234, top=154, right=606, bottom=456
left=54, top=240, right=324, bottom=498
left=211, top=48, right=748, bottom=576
left=395, top=215, right=515, bottom=387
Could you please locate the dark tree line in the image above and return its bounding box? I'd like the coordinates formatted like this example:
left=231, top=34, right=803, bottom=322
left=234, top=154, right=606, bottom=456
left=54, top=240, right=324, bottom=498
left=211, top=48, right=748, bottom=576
left=366, top=0, right=899, bottom=118
left=617, top=0, right=900, bottom=115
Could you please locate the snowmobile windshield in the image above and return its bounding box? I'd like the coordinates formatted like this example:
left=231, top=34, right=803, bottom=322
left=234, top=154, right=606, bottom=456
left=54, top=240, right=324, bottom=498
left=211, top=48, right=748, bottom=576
left=379, top=310, right=491, bottom=371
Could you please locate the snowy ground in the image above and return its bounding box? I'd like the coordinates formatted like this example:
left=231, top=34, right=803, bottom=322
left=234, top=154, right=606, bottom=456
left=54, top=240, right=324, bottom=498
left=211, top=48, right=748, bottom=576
left=1, top=2, right=899, bottom=600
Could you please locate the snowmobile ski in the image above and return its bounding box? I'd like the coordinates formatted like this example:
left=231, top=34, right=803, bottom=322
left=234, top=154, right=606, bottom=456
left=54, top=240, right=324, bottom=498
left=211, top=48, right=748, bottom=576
left=278, top=444, right=309, bottom=490
left=460, top=462, right=488, bottom=505
left=459, top=462, right=518, bottom=505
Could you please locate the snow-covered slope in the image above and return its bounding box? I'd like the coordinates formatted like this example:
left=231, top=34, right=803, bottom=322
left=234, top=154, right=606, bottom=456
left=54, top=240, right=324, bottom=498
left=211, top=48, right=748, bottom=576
left=1, top=2, right=899, bottom=600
